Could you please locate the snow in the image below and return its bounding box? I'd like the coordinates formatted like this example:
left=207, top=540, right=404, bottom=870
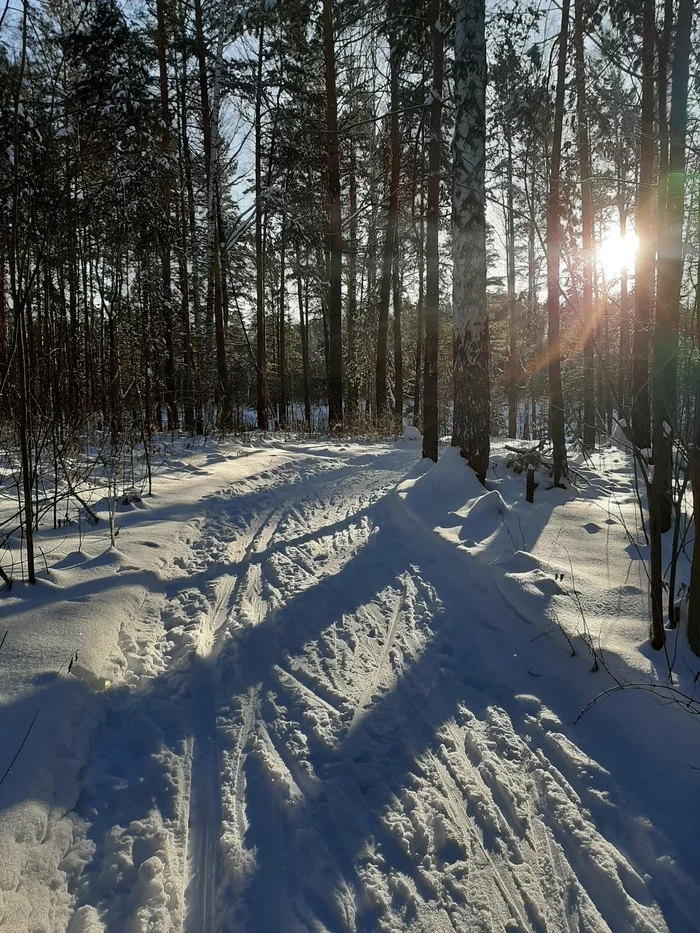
left=0, top=436, right=698, bottom=932
left=401, top=425, right=422, bottom=444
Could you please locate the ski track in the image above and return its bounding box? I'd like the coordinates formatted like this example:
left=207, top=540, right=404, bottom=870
left=63, top=445, right=691, bottom=933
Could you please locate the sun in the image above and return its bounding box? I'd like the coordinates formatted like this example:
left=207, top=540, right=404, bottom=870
left=598, top=231, right=638, bottom=282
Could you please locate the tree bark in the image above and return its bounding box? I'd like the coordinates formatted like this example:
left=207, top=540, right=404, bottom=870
left=347, top=135, right=358, bottom=423
left=422, top=0, right=443, bottom=463
left=413, top=138, right=425, bottom=430
left=654, top=0, right=693, bottom=534
left=651, top=0, right=693, bottom=649
left=574, top=0, right=595, bottom=450
left=18, top=306, right=35, bottom=584
left=393, top=226, right=403, bottom=430
left=452, top=0, right=489, bottom=483
left=156, top=0, right=176, bottom=430
left=618, top=181, right=629, bottom=421
left=255, top=23, right=267, bottom=429
left=376, top=45, right=400, bottom=422
left=279, top=221, right=287, bottom=428
left=632, top=0, right=654, bottom=451
left=546, top=0, right=570, bottom=485
left=506, top=132, right=517, bottom=439
left=322, top=0, right=343, bottom=429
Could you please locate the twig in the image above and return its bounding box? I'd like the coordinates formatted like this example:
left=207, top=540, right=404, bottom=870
left=0, top=708, right=41, bottom=789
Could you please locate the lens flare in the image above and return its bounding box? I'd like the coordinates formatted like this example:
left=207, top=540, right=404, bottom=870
left=599, top=231, right=638, bottom=282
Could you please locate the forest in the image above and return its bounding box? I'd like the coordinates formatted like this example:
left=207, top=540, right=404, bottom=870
left=1, top=0, right=699, bottom=635
left=2, top=3, right=700, bottom=930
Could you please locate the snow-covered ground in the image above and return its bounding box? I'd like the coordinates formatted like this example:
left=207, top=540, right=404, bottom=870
left=0, top=435, right=698, bottom=932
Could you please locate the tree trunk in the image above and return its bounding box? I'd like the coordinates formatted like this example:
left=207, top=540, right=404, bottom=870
left=546, top=0, right=570, bottom=485
left=174, top=37, right=195, bottom=434
left=524, top=150, right=537, bottom=442
left=322, top=0, right=343, bottom=429
left=254, top=23, right=267, bottom=429
left=177, top=0, right=202, bottom=429
left=452, top=0, right=489, bottom=483
left=650, top=0, right=693, bottom=650
left=156, top=0, right=176, bottom=431
left=422, top=0, right=443, bottom=463
left=632, top=0, right=654, bottom=452
left=297, top=262, right=312, bottom=428
left=654, top=0, right=693, bottom=533
left=279, top=222, right=287, bottom=428
left=393, top=226, right=403, bottom=430
left=210, top=2, right=229, bottom=430
left=506, top=132, right=517, bottom=439
left=18, top=306, right=35, bottom=584
left=0, top=245, right=6, bottom=372
left=194, top=0, right=228, bottom=429
left=376, top=45, right=400, bottom=422
left=574, top=0, right=595, bottom=450
left=347, top=134, right=358, bottom=422
left=618, top=186, right=629, bottom=421
left=413, top=150, right=425, bottom=430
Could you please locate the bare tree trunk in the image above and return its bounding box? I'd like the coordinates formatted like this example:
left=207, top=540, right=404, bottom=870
left=0, top=244, right=6, bottom=371
left=296, top=260, right=311, bottom=428
left=376, top=45, right=400, bottom=421
left=255, top=23, right=267, bottom=430
left=632, top=0, right=654, bottom=451
left=393, top=227, right=403, bottom=430
left=413, top=143, right=425, bottom=430
left=279, top=221, right=287, bottom=428
left=524, top=150, right=537, bottom=442
left=651, top=0, right=693, bottom=649
left=209, top=1, right=229, bottom=430
left=322, top=0, right=343, bottom=429
left=574, top=0, right=595, bottom=450
left=546, top=0, right=570, bottom=485
left=194, top=0, right=227, bottom=428
left=452, top=0, right=489, bottom=483
left=18, top=307, right=35, bottom=584
left=347, top=136, right=358, bottom=422
left=506, top=132, right=517, bottom=438
left=174, top=35, right=195, bottom=433
left=654, top=0, right=693, bottom=533
left=618, top=182, right=629, bottom=421
left=156, top=0, right=176, bottom=431
left=177, top=0, right=202, bottom=430
left=422, top=0, right=443, bottom=463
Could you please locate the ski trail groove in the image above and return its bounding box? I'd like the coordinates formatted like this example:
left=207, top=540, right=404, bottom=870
left=350, top=579, right=408, bottom=730
left=185, top=506, right=284, bottom=933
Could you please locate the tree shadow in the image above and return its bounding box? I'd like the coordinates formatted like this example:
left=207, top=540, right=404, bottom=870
left=0, top=452, right=693, bottom=933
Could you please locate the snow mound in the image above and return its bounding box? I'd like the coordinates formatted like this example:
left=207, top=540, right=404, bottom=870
left=398, top=446, right=486, bottom=522
left=67, top=906, right=105, bottom=933
left=401, top=425, right=422, bottom=444
left=497, top=562, right=567, bottom=631
left=447, top=488, right=511, bottom=547
left=497, top=549, right=541, bottom=573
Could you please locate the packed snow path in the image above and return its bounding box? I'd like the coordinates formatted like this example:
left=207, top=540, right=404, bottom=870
left=54, top=443, right=695, bottom=932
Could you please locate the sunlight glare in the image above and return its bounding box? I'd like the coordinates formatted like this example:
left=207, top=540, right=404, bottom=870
left=599, top=231, right=638, bottom=282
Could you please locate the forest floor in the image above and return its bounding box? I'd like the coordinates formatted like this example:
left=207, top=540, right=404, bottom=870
left=0, top=434, right=699, bottom=933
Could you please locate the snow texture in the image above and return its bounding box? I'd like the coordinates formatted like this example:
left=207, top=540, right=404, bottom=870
left=0, top=437, right=698, bottom=932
